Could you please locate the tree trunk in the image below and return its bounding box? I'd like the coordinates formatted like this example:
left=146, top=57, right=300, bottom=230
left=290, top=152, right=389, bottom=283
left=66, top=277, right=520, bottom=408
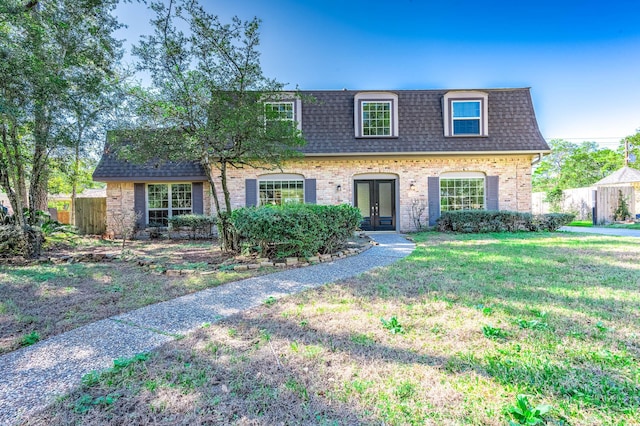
left=29, top=103, right=50, bottom=222
left=71, top=136, right=81, bottom=225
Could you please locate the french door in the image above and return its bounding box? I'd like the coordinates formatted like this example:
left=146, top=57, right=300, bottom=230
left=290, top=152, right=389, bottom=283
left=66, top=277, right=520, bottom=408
left=354, top=180, right=396, bottom=231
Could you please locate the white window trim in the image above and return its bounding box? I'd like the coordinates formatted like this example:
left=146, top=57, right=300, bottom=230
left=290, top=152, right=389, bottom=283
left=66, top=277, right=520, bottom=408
left=257, top=174, right=305, bottom=206
left=354, top=92, right=399, bottom=138
left=146, top=182, right=193, bottom=226
left=443, top=91, right=488, bottom=137
left=264, top=97, right=302, bottom=131
left=439, top=172, right=486, bottom=213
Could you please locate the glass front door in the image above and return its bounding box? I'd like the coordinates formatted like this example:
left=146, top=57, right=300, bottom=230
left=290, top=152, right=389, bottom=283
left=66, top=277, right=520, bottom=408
left=354, top=179, right=396, bottom=231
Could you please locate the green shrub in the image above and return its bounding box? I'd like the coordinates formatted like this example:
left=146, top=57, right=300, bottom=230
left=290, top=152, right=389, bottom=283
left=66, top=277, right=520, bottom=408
left=231, top=204, right=361, bottom=258
left=167, top=214, right=217, bottom=239
left=437, top=210, right=574, bottom=233
left=530, top=213, right=575, bottom=231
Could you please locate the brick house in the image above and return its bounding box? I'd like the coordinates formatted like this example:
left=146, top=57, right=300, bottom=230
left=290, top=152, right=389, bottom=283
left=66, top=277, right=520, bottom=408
left=93, top=88, right=549, bottom=233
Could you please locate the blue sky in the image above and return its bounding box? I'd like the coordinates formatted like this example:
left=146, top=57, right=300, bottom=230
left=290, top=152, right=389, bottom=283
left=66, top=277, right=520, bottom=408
left=115, top=0, right=640, bottom=148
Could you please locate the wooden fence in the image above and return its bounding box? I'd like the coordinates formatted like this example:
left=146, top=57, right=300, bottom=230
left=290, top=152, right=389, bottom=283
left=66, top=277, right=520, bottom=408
left=596, top=186, right=635, bottom=224
left=74, top=197, right=106, bottom=235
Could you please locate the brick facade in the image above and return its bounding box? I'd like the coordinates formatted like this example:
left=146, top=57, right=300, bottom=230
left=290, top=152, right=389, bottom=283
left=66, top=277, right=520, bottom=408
left=211, top=154, right=534, bottom=232
left=105, top=181, right=212, bottom=235
left=105, top=155, right=533, bottom=234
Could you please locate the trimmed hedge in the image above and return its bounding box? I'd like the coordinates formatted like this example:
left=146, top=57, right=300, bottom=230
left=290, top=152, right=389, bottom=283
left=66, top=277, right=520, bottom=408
left=436, top=210, right=575, bottom=233
left=231, top=204, right=362, bottom=258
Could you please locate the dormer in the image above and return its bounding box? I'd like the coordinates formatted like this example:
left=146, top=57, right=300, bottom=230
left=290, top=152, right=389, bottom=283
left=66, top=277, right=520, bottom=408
left=354, top=92, right=399, bottom=138
left=443, top=91, right=489, bottom=137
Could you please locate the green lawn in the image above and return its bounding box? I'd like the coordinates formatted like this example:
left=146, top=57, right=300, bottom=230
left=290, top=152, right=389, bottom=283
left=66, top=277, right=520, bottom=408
left=567, top=220, right=593, bottom=227
left=27, top=232, right=640, bottom=425
left=605, top=222, right=640, bottom=230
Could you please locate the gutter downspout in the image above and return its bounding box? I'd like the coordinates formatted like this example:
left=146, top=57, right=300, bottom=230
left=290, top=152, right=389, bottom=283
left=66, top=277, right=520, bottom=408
left=531, top=153, right=544, bottom=166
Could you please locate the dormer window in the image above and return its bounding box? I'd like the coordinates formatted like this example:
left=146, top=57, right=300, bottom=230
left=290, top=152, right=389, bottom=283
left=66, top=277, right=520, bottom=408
left=265, top=102, right=294, bottom=122
left=443, top=91, right=488, bottom=137
left=264, top=97, right=302, bottom=131
left=354, top=92, right=399, bottom=138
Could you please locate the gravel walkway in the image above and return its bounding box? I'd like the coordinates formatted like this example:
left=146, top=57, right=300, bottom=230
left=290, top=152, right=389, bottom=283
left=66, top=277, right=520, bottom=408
left=0, top=234, right=414, bottom=425
left=560, top=225, right=640, bottom=238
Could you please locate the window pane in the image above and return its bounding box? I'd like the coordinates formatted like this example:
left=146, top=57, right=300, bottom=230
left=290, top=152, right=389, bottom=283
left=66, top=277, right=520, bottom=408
left=148, top=184, right=168, bottom=209
left=440, top=178, right=485, bottom=212
left=453, top=101, right=480, bottom=118
left=453, top=119, right=480, bottom=135
left=362, top=101, right=391, bottom=136
left=148, top=210, right=168, bottom=227
left=259, top=180, right=304, bottom=205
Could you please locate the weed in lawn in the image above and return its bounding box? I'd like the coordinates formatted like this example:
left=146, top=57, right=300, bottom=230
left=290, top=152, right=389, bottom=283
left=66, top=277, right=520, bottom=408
left=505, top=394, right=551, bottom=425
left=20, top=331, right=40, bottom=346
left=259, top=329, right=271, bottom=342
left=394, top=381, right=417, bottom=400
left=475, top=304, right=494, bottom=316
left=350, top=333, right=375, bottom=346
left=483, top=324, right=508, bottom=340
left=227, top=328, right=238, bottom=337
left=595, top=321, right=609, bottom=333
left=303, top=344, right=323, bottom=359
left=381, top=316, right=406, bottom=335
left=285, top=378, right=309, bottom=401
left=516, top=318, right=549, bottom=330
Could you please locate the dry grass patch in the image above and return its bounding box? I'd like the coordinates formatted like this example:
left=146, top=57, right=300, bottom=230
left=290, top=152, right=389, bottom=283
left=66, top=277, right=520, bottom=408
left=25, top=232, right=640, bottom=425
left=0, top=239, right=267, bottom=354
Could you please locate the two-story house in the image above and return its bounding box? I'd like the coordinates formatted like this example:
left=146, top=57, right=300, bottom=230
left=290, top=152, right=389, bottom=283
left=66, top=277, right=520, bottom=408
left=93, top=88, right=550, bottom=233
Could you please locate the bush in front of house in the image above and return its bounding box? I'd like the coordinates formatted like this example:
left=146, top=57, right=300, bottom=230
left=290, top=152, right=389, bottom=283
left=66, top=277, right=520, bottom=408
left=530, top=213, right=575, bottom=231
left=167, top=214, right=217, bottom=238
left=436, top=210, right=574, bottom=233
left=231, top=204, right=362, bottom=258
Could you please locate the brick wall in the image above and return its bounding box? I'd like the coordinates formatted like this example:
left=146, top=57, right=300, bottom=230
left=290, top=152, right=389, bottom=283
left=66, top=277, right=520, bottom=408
left=105, top=156, right=534, bottom=234
left=105, top=182, right=212, bottom=236
left=210, top=154, right=534, bottom=232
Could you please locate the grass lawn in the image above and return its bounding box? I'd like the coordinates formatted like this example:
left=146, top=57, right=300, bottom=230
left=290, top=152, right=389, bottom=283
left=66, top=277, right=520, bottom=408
left=0, top=238, right=269, bottom=354
left=25, top=232, right=640, bottom=425
left=605, top=222, right=640, bottom=230
left=567, top=220, right=593, bottom=227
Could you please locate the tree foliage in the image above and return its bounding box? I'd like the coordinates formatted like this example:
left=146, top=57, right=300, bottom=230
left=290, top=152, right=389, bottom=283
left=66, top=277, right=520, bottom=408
left=113, top=0, right=307, bottom=251
left=533, top=139, right=629, bottom=192
left=0, top=0, right=123, bottom=255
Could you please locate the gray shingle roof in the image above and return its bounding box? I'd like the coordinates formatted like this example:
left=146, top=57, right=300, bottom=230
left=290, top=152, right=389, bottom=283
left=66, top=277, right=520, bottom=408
left=299, top=88, right=549, bottom=154
left=92, top=147, right=207, bottom=182
left=93, top=88, right=548, bottom=180
left=594, top=166, right=640, bottom=186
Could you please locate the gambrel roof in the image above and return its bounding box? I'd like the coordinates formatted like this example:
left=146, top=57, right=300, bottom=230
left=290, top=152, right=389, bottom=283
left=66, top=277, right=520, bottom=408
left=93, top=87, right=549, bottom=181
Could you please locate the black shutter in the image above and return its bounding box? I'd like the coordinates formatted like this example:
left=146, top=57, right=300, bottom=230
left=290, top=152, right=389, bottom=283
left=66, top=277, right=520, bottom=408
left=245, top=179, right=257, bottom=207
left=133, top=183, right=146, bottom=229
left=192, top=182, right=204, bottom=214
left=486, top=176, right=499, bottom=211
left=304, top=179, right=316, bottom=204
left=428, top=177, right=440, bottom=226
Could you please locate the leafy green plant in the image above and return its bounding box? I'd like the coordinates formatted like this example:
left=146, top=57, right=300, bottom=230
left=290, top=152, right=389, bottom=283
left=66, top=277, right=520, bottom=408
left=381, top=316, right=406, bottom=335
left=231, top=204, right=361, bottom=258
left=21, top=331, right=40, bottom=346
left=613, top=190, right=631, bottom=221
left=436, top=210, right=574, bottom=233
left=516, top=318, right=549, bottom=330
left=482, top=324, right=508, bottom=340
left=264, top=296, right=277, bottom=306
left=506, top=394, right=551, bottom=425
